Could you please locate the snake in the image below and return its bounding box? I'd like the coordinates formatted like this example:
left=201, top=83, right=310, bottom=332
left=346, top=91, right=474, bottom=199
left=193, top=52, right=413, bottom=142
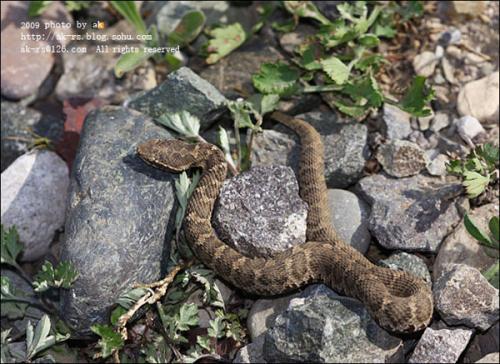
left=137, top=111, right=433, bottom=333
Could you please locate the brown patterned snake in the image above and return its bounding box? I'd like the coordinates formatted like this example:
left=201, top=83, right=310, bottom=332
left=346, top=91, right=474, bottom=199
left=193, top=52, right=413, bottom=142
left=137, top=111, right=433, bottom=333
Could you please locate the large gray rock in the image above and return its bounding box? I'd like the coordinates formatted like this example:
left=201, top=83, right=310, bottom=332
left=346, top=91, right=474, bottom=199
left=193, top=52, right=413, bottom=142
left=60, top=106, right=176, bottom=336
left=434, top=264, right=499, bottom=331
left=265, top=111, right=368, bottom=188
left=213, top=165, right=308, bottom=258
left=434, top=202, right=499, bottom=284
left=463, top=322, right=499, bottom=363
left=127, top=67, right=227, bottom=129
left=1, top=150, right=69, bottom=261
left=408, top=324, right=473, bottom=363
left=375, top=140, right=428, bottom=177
left=356, top=173, right=466, bottom=252
left=327, top=189, right=371, bottom=254
left=1, top=101, right=63, bottom=171
left=381, top=104, right=412, bottom=140
left=263, top=285, right=402, bottom=363
left=379, top=252, right=432, bottom=288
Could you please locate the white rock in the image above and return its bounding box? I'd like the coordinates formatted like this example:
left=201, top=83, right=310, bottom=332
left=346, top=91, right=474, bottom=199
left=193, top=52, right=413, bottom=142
left=409, top=325, right=473, bottom=363
left=476, top=352, right=500, bottom=363
left=455, top=115, right=485, bottom=143
left=431, top=112, right=450, bottom=132
left=413, top=51, right=439, bottom=77
left=457, top=72, right=499, bottom=123
left=426, top=154, right=449, bottom=176
left=1, top=150, right=69, bottom=261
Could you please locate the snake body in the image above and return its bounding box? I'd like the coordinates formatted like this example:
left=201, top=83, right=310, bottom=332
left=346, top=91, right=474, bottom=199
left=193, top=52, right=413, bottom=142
left=137, top=111, right=433, bottom=333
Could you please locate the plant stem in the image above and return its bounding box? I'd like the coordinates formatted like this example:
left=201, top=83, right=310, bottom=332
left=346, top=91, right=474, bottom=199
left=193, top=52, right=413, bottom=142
left=195, top=135, right=238, bottom=176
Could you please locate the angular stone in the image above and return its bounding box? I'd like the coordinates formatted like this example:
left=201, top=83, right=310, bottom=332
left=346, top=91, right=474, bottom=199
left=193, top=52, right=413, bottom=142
left=379, top=252, right=432, bottom=288
left=1, top=2, right=72, bottom=99
left=356, top=173, right=465, bottom=252
left=1, top=151, right=69, bottom=261
left=1, top=101, right=63, bottom=171
left=273, top=111, right=369, bottom=188
left=413, top=51, right=439, bottom=77
left=213, top=165, right=307, bottom=258
left=434, top=264, right=499, bottom=331
left=381, top=104, right=412, bottom=140
left=426, top=153, right=449, bottom=176
left=127, top=67, right=227, bottom=129
left=476, top=352, right=500, bottom=364
left=456, top=115, right=486, bottom=144
left=434, top=202, right=499, bottom=283
left=457, top=72, right=499, bottom=123
left=60, top=106, right=176, bottom=336
left=376, top=140, right=428, bottom=177
left=463, top=322, right=499, bottom=363
left=263, top=285, right=402, bottom=363
left=327, top=189, right=371, bottom=254
left=408, top=325, right=473, bottom=363
left=234, top=335, right=266, bottom=363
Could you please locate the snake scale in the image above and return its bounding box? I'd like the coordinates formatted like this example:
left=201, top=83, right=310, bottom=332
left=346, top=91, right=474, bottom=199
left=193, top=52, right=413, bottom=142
left=137, top=111, right=433, bottom=333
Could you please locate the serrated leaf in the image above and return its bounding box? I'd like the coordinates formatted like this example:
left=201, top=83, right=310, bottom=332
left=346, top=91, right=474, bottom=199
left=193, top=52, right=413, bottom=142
left=1, top=225, right=23, bottom=267
left=330, top=98, right=368, bottom=118
left=478, top=143, right=499, bottom=167
left=446, top=159, right=463, bottom=175
left=342, top=74, right=383, bottom=108
left=252, top=62, right=300, bottom=96
left=196, top=335, right=211, bottom=351
left=207, top=316, right=225, bottom=339
left=1, top=276, right=28, bottom=319
left=26, top=315, right=70, bottom=360
left=33, top=261, right=79, bottom=292
left=464, top=213, right=493, bottom=247
left=394, top=76, right=435, bottom=117
left=354, top=54, right=386, bottom=71
left=271, top=19, right=296, bottom=32
left=91, top=324, right=124, bottom=359
left=321, top=57, right=349, bottom=85
left=358, top=33, right=380, bottom=47
left=114, top=49, right=151, bottom=78
left=462, top=171, right=490, bottom=199
left=177, top=303, right=199, bottom=331
left=168, top=10, right=206, bottom=47
left=157, top=111, right=201, bottom=139
left=248, top=94, right=280, bottom=115
left=206, top=23, right=247, bottom=64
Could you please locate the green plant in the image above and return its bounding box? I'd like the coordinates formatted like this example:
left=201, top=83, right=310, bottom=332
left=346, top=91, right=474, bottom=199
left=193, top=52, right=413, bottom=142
left=252, top=1, right=434, bottom=119
left=464, top=214, right=499, bottom=288
left=1, top=224, right=77, bottom=361
left=447, top=143, right=499, bottom=199
left=28, top=0, right=91, bottom=16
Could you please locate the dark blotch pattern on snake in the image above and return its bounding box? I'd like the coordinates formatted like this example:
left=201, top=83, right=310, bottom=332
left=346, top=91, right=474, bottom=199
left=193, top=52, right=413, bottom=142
left=137, top=111, right=433, bottom=333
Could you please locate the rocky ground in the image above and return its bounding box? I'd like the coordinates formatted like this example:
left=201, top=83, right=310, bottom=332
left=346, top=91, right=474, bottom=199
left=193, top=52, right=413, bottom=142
left=1, top=1, right=499, bottom=363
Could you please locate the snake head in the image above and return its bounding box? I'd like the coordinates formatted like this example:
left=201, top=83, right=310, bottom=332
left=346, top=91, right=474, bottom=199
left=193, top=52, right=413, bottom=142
left=137, top=139, right=200, bottom=172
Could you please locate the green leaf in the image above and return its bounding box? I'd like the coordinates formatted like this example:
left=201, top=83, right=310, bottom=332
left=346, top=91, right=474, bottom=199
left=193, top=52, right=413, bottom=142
left=342, top=74, right=384, bottom=108
left=483, top=262, right=499, bottom=289
left=33, top=261, right=79, bottom=292
left=65, top=1, right=92, bottom=12
left=252, top=62, right=300, bottom=96
left=26, top=315, right=70, bottom=360
left=354, top=54, right=386, bottom=71
left=196, top=335, right=212, bottom=351
left=399, top=1, right=424, bottom=21
left=91, top=324, right=124, bottom=359
left=1, top=329, right=12, bottom=364
left=446, top=159, right=463, bottom=175
left=114, top=49, right=151, bottom=78
left=157, top=111, right=201, bottom=139
left=489, top=216, right=499, bottom=245
left=206, top=23, right=247, bottom=64
left=462, top=171, right=490, bottom=199
left=477, top=143, right=499, bottom=167
left=248, top=94, right=280, bottom=115
left=116, top=287, right=148, bottom=309
left=271, top=19, right=296, bottom=33
left=226, top=100, right=255, bottom=129
left=168, top=10, right=206, bottom=47
left=330, top=98, right=368, bottom=118
left=373, top=24, right=397, bottom=38
left=1, top=276, right=28, bottom=319
left=177, top=303, right=199, bottom=331
left=110, top=306, right=127, bottom=326
left=464, top=213, right=493, bottom=247
left=207, top=316, right=225, bottom=339
left=321, top=57, right=350, bottom=85
left=109, top=1, right=146, bottom=34
left=142, top=336, right=172, bottom=363
left=28, top=1, right=53, bottom=16
left=283, top=1, right=330, bottom=25
left=298, top=45, right=323, bottom=71
left=393, top=76, right=435, bottom=117
left=1, top=225, right=23, bottom=268
left=358, top=33, right=380, bottom=47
